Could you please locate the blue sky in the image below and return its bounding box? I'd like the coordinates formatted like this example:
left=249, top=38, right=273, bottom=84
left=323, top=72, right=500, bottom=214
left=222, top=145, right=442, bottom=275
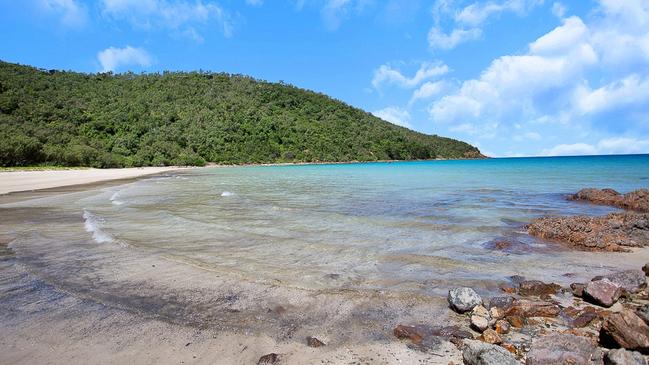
left=1, top=0, right=648, bottom=157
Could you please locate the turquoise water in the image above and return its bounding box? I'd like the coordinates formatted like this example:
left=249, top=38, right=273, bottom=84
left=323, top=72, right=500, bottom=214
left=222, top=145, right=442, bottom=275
left=2, top=155, right=649, bottom=307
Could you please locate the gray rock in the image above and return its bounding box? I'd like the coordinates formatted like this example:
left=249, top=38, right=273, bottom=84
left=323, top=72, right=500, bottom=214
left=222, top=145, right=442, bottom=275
left=584, top=278, right=623, bottom=307
left=448, top=287, right=482, bottom=313
left=526, top=333, right=602, bottom=365
left=604, top=270, right=647, bottom=293
left=488, top=296, right=514, bottom=311
left=471, top=314, right=490, bottom=332
left=605, top=349, right=646, bottom=365
left=462, top=339, right=518, bottom=365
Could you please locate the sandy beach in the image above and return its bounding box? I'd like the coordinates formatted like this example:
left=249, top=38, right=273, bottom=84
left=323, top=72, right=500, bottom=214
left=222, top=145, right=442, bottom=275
left=0, top=167, right=184, bottom=195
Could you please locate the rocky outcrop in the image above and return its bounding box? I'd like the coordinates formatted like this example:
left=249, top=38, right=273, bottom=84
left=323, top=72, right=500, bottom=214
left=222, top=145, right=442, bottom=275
left=527, top=212, right=649, bottom=252
left=462, top=339, right=519, bottom=365
left=571, top=188, right=649, bottom=212
left=604, top=270, right=647, bottom=293
left=601, top=308, right=649, bottom=354
left=448, top=287, right=482, bottom=313
left=526, top=333, right=602, bottom=365
left=584, top=279, right=624, bottom=307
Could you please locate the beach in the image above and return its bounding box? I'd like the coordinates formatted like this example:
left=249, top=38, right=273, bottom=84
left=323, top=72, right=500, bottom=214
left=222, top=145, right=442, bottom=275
left=0, top=167, right=185, bottom=195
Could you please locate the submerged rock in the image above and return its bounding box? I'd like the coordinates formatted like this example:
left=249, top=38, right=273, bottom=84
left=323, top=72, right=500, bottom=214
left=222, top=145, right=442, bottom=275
left=570, top=188, right=649, bottom=212
left=306, top=336, right=325, bottom=348
left=526, top=212, right=649, bottom=252
left=604, top=349, right=646, bottom=365
left=462, top=339, right=518, bottom=365
left=393, top=325, right=424, bottom=343
left=518, top=280, right=561, bottom=296
left=601, top=309, right=649, bottom=354
left=584, top=279, right=623, bottom=308
left=258, top=353, right=280, bottom=365
left=448, top=287, right=482, bottom=313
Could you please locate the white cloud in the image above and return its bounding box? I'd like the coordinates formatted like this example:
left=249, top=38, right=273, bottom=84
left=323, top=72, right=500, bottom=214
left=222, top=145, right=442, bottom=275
left=372, top=62, right=448, bottom=89
left=455, top=0, right=543, bottom=27
left=39, top=0, right=87, bottom=27
left=552, top=2, right=566, bottom=18
left=513, top=131, right=542, bottom=141
left=410, top=81, right=446, bottom=104
left=101, top=0, right=234, bottom=38
left=372, top=107, right=412, bottom=128
left=542, top=138, right=649, bottom=156
left=97, top=46, right=153, bottom=72
left=428, top=27, right=482, bottom=50
left=321, top=0, right=352, bottom=30
left=575, top=74, right=649, bottom=116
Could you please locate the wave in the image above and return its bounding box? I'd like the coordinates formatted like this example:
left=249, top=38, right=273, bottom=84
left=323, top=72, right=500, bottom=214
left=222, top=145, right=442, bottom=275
left=82, top=210, right=128, bottom=247
left=221, top=191, right=235, bottom=197
left=109, top=192, right=124, bottom=206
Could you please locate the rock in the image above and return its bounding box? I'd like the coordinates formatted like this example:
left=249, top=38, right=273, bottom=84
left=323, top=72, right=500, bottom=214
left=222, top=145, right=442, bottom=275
left=471, top=315, right=490, bottom=333
left=507, top=315, right=525, bottom=328
left=462, top=339, right=519, bottom=365
left=526, top=333, right=601, bottom=365
left=584, top=278, right=623, bottom=307
left=448, top=287, right=482, bottom=313
left=604, top=270, right=647, bottom=293
left=572, top=307, right=600, bottom=328
left=489, top=307, right=504, bottom=320
left=505, top=300, right=561, bottom=318
left=489, top=296, right=514, bottom=311
left=605, top=349, right=646, bottom=365
left=501, top=343, right=518, bottom=355
left=570, top=188, right=649, bottom=212
left=495, top=319, right=510, bottom=334
left=643, top=264, right=649, bottom=277
left=519, top=280, right=561, bottom=296
left=306, top=336, right=325, bottom=347
left=499, top=283, right=517, bottom=293
left=258, top=353, right=280, bottom=365
left=527, top=212, right=649, bottom=252
left=572, top=283, right=586, bottom=297
left=394, top=325, right=424, bottom=343
left=481, top=329, right=502, bottom=345
left=601, top=308, right=649, bottom=354
left=637, top=305, right=649, bottom=326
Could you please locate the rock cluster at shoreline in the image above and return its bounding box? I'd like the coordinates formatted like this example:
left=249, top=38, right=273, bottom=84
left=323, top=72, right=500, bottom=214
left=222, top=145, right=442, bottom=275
left=527, top=188, right=649, bottom=251
left=391, top=267, right=649, bottom=365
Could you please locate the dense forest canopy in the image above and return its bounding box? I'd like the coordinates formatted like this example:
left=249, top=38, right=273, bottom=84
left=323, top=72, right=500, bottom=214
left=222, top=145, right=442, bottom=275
left=0, top=61, right=483, bottom=167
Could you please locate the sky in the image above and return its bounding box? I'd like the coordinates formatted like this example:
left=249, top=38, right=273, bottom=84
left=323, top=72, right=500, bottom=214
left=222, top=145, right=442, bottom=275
left=1, top=0, right=648, bottom=157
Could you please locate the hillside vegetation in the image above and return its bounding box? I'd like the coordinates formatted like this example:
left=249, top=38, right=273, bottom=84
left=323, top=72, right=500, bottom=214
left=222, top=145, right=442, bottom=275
left=0, top=61, right=483, bottom=167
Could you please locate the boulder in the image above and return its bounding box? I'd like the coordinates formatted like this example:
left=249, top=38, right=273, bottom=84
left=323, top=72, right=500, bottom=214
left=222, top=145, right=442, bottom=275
left=601, top=308, right=649, bottom=354
left=489, top=296, right=514, bottom=311
left=604, top=270, right=647, bottom=293
left=258, top=353, right=280, bottom=365
left=471, top=314, right=490, bottom=332
left=584, top=279, right=623, bottom=307
left=526, top=333, right=601, bottom=365
left=519, top=280, right=561, bottom=296
left=572, top=283, right=586, bottom=297
left=570, top=188, right=649, bottom=212
left=448, top=287, right=482, bottom=313
left=306, top=336, right=325, bottom=348
left=462, top=339, right=519, bottom=365
left=604, top=349, right=646, bottom=365
left=572, top=307, right=600, bottom=328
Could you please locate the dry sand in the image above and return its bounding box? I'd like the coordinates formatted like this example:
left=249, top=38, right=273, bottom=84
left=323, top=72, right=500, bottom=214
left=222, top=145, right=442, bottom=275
left=0, top=167, right=184, bottom=195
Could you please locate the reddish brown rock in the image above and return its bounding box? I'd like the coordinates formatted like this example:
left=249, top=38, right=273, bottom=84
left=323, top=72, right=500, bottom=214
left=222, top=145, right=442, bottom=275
left=527, top=212, right=649, bottom=252
left=604, top=270, right=647, bottom=293
left=394, top=325, right=424, bottom=344
left=306, top=336, right=325, bottom=347
left=584, top=278, right=623, bottom=307
left=508, top=315, right=525, bottom=328
left=570, top=188, right=649, bottom=212
left=601, top=308, right=649, bottom=354
left=499, top=283, right=517, bottom=294
left=518, top=280, right=561, bottom=296
left=495, top=320, right=510, bottom=334
left=505, top=300, right=560, bottom=318
left=526, top=333, right=601, bottom=365
left=500, top=343, right=518, bottom=355
left=571, top=283, right=586, bottom=297
left=572, top=307, right=600, bottom=328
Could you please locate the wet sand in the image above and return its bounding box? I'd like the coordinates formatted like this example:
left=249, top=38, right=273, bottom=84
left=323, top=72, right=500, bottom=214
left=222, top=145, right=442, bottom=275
left=0, top=167, right=185, bottom=195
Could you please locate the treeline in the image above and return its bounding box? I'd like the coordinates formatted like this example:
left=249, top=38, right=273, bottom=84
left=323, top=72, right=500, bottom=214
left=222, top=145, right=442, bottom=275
left=0, top=61, right=483, bottom=167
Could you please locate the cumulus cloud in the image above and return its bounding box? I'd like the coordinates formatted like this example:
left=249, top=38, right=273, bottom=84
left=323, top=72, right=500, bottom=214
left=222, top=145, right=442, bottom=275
left=101, top=0, right=234, bottom=39
left=542, top=138, right=649, bottom=156
left=39, top=0, right=88, bottom=27
left=372, top=107, right=412, bottom=128
left=455, top=0, right=544, bottom=27
left=428, top=27, right=482, bottom=50
left=410, top=81, right=446, bottom=104
left=97, top=46, right=153, bottom=72
left=372, top=62, right=449, bottom=89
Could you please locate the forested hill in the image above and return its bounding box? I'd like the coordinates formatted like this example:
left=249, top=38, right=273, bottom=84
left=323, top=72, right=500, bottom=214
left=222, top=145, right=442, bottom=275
left=0, top=61, right=483, bottom=167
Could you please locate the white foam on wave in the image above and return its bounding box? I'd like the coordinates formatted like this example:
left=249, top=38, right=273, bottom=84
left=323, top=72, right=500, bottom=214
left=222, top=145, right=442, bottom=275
left=109, top=192, right=124, bottom=206
left=82, top=210, right=128, bottom=247
left=221, top=191, right=235, bottom=197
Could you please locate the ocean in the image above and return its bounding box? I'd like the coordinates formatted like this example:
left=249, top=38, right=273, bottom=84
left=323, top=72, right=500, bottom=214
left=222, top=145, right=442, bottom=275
left=1, top=154, right=648, bottom=340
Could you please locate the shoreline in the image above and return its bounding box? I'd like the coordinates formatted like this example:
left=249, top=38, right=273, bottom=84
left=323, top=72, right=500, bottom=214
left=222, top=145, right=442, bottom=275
left=0, top=167, right=188, bottom=196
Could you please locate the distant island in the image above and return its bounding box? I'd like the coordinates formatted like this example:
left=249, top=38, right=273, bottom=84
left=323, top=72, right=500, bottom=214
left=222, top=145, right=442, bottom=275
left=0, top=61, right=483, bottom=168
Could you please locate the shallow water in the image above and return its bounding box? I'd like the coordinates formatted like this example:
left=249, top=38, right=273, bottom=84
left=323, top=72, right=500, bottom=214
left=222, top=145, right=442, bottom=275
left=1, top=155, right=649, bottom=339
